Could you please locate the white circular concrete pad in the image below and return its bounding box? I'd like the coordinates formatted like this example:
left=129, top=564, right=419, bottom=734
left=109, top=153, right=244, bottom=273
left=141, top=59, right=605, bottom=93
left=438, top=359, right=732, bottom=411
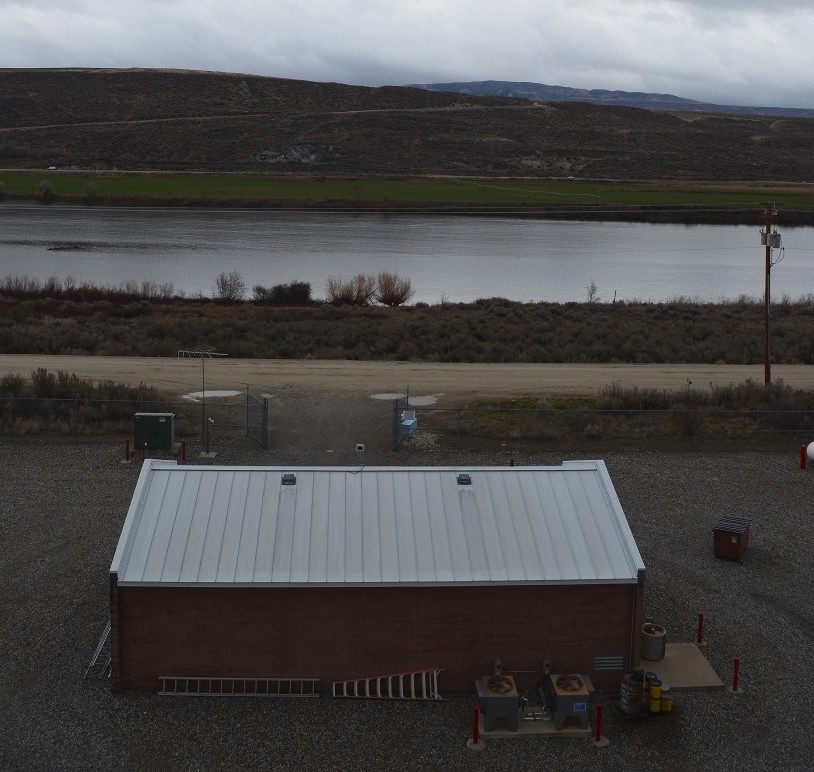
left=182, top=390, right=242, bottom=402
left=370, top=393, right=441, bottom=405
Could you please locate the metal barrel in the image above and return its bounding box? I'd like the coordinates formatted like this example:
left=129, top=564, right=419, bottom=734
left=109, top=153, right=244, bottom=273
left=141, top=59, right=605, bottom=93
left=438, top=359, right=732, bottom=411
left=660, top=684, right=673, bottom=713
left=620, top=674, right=644, bottom=715
left=641, top=623, right=667, bottom=661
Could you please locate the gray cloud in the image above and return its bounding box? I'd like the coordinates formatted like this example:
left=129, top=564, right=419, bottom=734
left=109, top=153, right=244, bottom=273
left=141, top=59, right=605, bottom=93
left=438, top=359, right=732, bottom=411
left=0, top=0, right=811, bottom=107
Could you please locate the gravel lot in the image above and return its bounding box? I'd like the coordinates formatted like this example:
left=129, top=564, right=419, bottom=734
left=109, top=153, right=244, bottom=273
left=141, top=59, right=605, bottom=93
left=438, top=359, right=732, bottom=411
left=2, top=410, right=814, bottom=771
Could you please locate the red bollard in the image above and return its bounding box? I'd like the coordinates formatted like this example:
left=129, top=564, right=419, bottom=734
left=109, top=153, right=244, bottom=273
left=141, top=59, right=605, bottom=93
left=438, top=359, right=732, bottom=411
left=592, top=701, right=609, bottom=747
left=466, top=705, right=485, bottom=751
left=728, top=657, right=743, bottom=694
left=181, top=440, right=186, bottom=463
left=121, top=438, right=132, bottom=464
left=697, top=612, right=705, bottom=646
left=801, top=445, right=807, bottom=470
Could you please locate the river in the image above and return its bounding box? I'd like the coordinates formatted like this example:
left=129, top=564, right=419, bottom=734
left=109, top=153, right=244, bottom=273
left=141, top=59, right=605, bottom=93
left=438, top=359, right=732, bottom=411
left=1, top=203, right=812, bottom=303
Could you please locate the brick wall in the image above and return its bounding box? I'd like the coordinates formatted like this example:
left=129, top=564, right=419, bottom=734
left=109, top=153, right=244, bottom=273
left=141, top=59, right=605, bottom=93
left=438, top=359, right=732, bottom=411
left=113, top=582, right=639, bottom=693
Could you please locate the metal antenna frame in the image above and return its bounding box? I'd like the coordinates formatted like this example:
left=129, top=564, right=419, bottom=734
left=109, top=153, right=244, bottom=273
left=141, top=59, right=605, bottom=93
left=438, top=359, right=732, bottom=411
left=178, top=346, right=228, bottom=453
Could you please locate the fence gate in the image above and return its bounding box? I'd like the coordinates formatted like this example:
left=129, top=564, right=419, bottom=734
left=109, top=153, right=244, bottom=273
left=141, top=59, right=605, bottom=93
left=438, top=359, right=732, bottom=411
left=392, top=392, right=410, bottom=451
left=247, top=390, right=269, bottom=449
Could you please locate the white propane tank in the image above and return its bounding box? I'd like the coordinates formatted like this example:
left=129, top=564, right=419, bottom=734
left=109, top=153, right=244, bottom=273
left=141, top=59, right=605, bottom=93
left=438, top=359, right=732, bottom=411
left=807, top=442, right=814, bottom=462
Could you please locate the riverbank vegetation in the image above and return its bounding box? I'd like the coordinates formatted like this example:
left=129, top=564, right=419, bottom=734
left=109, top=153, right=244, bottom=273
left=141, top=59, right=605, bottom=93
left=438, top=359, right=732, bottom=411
left=2, top=276, right=814, bottom=364
left=3, top=172, right=814, bottom=223
left=424, top=378, right=814, bottom=443
left=0, top=368, right=161, bottom=435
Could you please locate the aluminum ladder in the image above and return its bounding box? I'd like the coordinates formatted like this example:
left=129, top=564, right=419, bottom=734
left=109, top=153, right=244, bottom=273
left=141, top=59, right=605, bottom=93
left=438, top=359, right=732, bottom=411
left=332, top=667, right=444, bottom=701
left=159, top=676, right=320, bottom=697
left=84, top=621, right=111, bottom=679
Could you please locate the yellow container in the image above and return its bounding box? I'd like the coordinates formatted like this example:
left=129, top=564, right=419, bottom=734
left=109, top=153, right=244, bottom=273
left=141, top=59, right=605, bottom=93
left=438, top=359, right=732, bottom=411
left=649, top=695, right=661, bottom=714
left=649, top=678, right=662, bottom=700
left=660, top=685, right=672, bottom=713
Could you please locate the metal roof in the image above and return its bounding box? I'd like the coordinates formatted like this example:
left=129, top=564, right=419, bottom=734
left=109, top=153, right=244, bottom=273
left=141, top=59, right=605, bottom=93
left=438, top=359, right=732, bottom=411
left=111, top=460, right=644, bottom=587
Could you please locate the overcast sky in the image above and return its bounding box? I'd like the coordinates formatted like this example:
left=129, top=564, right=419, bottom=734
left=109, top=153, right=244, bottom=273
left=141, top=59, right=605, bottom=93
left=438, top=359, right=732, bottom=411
left=1, top=0, right=812, bottom=108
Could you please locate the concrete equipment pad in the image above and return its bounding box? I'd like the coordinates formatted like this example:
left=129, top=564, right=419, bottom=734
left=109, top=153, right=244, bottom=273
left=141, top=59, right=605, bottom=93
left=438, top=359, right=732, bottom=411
left=640, top=643, right=723, bottom=690
left=479, top=714, right=592, bottom=739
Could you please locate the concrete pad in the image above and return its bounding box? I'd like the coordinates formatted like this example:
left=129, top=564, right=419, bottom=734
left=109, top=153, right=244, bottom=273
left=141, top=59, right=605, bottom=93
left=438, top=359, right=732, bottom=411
left=640, top=643, right=723, bottom=690
left=479, top=714, right=592, bottom=740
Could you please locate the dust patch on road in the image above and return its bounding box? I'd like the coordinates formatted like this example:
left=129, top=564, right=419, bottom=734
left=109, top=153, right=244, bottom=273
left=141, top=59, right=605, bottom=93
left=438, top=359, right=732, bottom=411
left=371, top=392, right=441, bottom=406
left=182, top=389, right=242, bottom=401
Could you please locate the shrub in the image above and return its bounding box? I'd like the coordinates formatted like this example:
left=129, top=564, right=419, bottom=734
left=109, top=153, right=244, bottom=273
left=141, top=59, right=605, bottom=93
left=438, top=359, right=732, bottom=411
left=37, top=179, right=57, bottom=204
left=326, top=274, right=376, bottom=305
left=375, top=272, right=414, bottom=307
left=84, top=182, right=100, bottom=204
left=254, top=281, right=312, bottom=306
left=0, top=374, right=25, bottom=395
left=214, top=271, right=246, bottom=301
left=31, top=367, right=56, bottom=397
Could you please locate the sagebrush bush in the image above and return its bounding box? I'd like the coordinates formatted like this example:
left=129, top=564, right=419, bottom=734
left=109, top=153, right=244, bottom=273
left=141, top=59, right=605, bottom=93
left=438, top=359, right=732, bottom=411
left=375, top=272, right=414, bottom=306
left=326, top=274, right=376, bottom=305
left=253, top=281, right=312, bottom=306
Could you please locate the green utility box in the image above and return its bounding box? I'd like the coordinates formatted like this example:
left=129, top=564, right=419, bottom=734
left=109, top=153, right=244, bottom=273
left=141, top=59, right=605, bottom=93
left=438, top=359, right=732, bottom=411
left=134, top=412, right=175, bottom=451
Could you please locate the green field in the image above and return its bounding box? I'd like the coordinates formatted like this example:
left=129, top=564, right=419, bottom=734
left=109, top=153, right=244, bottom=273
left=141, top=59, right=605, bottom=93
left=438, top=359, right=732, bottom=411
left=3, top=171, right=814, bottom=209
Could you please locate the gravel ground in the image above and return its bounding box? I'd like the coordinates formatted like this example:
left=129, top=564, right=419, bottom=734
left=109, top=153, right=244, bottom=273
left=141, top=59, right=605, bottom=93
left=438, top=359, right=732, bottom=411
left=2, top=422, right=813, bottom=771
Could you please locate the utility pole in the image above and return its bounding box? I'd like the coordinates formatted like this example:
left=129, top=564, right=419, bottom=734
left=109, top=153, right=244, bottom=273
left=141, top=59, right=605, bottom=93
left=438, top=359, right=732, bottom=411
left=760, top=203, right=782, bottom=386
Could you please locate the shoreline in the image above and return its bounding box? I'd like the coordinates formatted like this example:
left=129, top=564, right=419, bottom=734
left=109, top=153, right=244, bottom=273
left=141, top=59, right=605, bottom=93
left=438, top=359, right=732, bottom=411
left=6, top=193, right=814, bottom=225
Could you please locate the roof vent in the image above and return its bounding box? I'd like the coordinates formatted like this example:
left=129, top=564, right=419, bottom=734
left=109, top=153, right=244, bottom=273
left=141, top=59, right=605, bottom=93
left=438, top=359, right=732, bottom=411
left=456, top=473, right=472, bottom=486
left=281, top=473, right=297, bottom=486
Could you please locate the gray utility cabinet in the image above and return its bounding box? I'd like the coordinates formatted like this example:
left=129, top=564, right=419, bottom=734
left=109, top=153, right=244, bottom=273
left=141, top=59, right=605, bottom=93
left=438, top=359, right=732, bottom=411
left=134, top=413, right=175, bottom=451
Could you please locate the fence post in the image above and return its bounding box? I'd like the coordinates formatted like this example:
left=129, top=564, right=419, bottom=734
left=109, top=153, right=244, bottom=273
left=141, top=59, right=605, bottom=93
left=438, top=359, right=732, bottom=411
left=466, top=705, right=485, bottom=751
left=728, top=657, right=743, bottom=694
left=262, top=397, right=269, bottom=449
left=592, top=701, right=609, bottom=747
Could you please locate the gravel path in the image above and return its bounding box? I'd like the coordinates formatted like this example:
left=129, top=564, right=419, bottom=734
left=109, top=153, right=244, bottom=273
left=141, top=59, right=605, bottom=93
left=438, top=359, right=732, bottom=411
left=2, top=433, right=813, bottom=771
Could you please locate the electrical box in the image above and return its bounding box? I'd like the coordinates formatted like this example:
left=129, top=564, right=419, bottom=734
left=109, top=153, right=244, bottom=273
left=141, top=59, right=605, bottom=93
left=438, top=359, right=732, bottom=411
left=713, top=516, right=751, bottom=561
left=134, top=412, right=175, bottom=451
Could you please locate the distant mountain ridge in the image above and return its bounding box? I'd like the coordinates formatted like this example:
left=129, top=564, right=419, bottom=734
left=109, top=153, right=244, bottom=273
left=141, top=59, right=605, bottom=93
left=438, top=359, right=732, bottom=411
left=410, top=80, right=814, bottom=118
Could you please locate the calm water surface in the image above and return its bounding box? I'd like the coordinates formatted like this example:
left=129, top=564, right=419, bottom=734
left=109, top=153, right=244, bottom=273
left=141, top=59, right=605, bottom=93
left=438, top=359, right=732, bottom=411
left=1, top=203, right=813, bottom=303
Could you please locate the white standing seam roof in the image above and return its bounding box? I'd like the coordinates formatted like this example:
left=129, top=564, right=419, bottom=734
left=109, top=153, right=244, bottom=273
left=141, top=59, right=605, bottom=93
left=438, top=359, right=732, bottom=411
left=110, top=460, right=645, bottom=587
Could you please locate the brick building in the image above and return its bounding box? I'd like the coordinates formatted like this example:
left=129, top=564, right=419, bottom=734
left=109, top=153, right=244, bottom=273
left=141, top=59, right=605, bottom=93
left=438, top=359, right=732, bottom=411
left=110, top=460, right=645, bottom=693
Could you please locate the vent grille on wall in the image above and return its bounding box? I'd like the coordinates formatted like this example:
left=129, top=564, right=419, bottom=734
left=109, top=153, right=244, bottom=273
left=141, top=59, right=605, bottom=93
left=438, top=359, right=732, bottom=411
left=594, top=655, right=625, bottom=671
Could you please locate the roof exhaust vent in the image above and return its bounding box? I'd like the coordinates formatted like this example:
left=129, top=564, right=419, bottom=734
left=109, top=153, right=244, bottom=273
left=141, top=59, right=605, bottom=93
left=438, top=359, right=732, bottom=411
left=281, top=473, right=297, bottom=486
left=456, top=473, right=472, bottom=486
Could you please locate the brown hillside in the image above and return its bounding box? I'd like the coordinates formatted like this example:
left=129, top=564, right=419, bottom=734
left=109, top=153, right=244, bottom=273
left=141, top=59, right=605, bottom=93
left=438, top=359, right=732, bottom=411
left=1, top=68, right=813, bottom=180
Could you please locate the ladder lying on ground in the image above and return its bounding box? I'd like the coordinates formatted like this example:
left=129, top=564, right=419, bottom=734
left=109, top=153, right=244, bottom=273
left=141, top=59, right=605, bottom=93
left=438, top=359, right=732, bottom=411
left=332, top=667, right=444, bottom=701
left=84, top=621, right=111, bottom=680
left=159, top=676, right=320, bottom=697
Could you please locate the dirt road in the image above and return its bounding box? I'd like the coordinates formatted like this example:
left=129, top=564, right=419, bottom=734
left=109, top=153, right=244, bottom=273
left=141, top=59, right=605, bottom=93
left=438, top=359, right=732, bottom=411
left=2, top=355, right=811, bottom=399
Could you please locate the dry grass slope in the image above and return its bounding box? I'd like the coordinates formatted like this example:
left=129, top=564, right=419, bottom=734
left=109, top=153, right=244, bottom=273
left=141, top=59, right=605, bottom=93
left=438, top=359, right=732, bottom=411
left=1, top=69, right=813, bottom=180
